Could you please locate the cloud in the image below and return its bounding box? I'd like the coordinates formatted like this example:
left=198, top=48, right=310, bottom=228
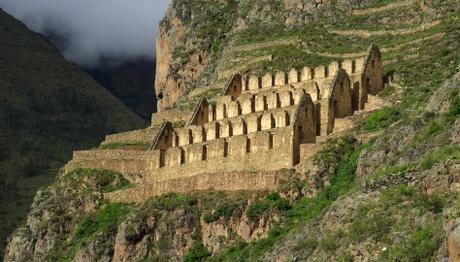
left=0, top=0, right=170, bottom=66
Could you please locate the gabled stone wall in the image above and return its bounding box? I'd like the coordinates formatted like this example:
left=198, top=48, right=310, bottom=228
left=65, top=44, right=385, bottom=201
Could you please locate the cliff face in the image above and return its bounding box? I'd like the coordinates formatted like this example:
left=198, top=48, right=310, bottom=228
left=154, top=0, right=370, bottom=111
left=5, top=0, right=460, bottom=261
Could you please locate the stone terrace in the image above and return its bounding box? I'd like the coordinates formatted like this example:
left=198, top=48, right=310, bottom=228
left=65, top=44, right=385, bottom=202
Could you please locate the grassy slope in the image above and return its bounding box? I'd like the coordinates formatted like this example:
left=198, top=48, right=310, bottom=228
left=0, top=9, right=147, bottom=258
left=201, top=0, right=460, bottom=260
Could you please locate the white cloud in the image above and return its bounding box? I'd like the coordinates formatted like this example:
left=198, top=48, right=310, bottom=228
left=0, top=0, right=170, bottom=66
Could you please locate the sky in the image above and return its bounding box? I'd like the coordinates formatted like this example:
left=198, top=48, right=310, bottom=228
left=0, top=0, right=171, bottom=66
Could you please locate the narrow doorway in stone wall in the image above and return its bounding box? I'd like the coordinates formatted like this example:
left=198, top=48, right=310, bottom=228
left=352, top=82, right=360, bottom=112
left=202, top=145, right=207, bottom=161
left=334, top=100, right=339, bottom=118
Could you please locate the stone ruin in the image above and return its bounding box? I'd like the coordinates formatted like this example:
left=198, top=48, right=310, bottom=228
left=64, top=44, right=384, bottom=202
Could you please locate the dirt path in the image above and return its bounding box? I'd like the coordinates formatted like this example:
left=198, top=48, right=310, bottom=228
left=352, top=0, right=418, bottom=15
left=330, top=20, right=441, bottom=37
left=309, top=32, right=444, bottom=59
left=233, top=37, right=300, bottom=52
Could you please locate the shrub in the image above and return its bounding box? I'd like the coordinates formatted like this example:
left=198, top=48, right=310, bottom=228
left=416, top=194, right=445, bottom=213
left=422, top=118, right=447, bottom=138
left=362, top=107, right=401, bottom=132
left=183, top=239, right=211, bottom=262
left=338, top=250, right=354, bottom=262
left=203, top=203, right=236, bottom=223
left=293, top=237, right=318, bottom=253
left=372, top=163, right=411, bottom=178
left=381, top=226, right=441, bottom=261
left=350, top=207, right=394, bottom=242
left=319, top=233, right=339, bottom=251
left=379, top=185, right=416, bottom=207
left=420, top=145, right=460, bottom=170
left=246, top=193, right=291, bottom=221
left=149, top=193, right=198, bottom=211
left=447, top=96, right=460, bottom=123
left=74, top=203, right=129, bottom=240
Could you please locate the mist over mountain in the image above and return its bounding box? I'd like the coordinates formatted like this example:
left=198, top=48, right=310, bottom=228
left=0, top=0, right=170, bottom=119
left=0, top=0, right=170, bottom=66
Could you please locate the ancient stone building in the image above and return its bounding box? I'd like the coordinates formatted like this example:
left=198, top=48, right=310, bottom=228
left=64, top=44, right=384, bottom=202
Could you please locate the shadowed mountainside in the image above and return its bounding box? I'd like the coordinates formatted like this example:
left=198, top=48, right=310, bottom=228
left=0, top=8, right=147, bottom=259
left=83, top=58, right=157, bottom=121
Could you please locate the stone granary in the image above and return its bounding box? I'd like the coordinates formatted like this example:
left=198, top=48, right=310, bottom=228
left=65, top=44, right=384, bottom=202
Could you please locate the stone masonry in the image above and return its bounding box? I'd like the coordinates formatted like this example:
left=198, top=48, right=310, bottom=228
left=65, top=44, right=384, bottom=202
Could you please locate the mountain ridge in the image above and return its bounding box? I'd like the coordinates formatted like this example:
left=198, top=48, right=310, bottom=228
left=0, top=8, right=147, bottom=259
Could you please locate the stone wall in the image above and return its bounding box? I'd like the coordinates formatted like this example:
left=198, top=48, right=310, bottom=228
left=144, top=126, right=296, bottom=182
left=211, top=89, right=306, bottom=122
left=224, top=44, right=382, bottom=112
left=329, top=69, right=353, bottom=118
left=105, top=171, right=292, bottom=203
left=361, top=44, right=384, bottom=95
left=188, top=98, right=209, bottom=126
left=66, top=44, right=385, bottom=201
left=67, top=126, right=296, bottom=184
left=173, top=105, right=298, bottom=146
left=102, top=127, right=160, bottom=145
left=65, top=150, right=152, bottom=183
left=151, top=107, right=192, bottom=126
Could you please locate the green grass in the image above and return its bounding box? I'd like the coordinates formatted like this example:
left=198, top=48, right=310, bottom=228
left=420, top=145, right=460, bottom=170
left=380, top=225, right=442, bottom=261
left=203, top=202, right=236, bottom=223
left=362, top=107, right=402, bottom=132
left=99, top=142, right=150, bottom=150
left=293, top=237, right=319, bottom=253
left=246, top=193, right=291, bottom=221
left=447, top=96, right=460, bottom=122
left=183, top=238, right=212, bottom=262
left=349, top=206, right=395, bottom=242
left=319, top=233, right=341, bottom=252
left=207, top=137, right=372, bottom=261
left=371, top=163, right=412, bottom=178
left=64, top=203, right=130, bottom=261
left=63, top=168, right=130, bottom=190
left=343, top=185, right=446, bottom=261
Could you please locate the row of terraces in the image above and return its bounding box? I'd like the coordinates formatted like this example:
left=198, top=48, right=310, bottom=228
left=65, top=44, right=386, bottom=202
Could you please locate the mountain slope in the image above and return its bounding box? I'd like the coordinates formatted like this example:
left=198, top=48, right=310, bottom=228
left=0, top=8, right=147, bottom=259
left=83, top=58, right=157, bottom=121
left=3, top=0, right=460, bottom=261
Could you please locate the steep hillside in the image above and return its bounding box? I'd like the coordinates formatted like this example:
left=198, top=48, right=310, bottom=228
left=83, top=58, right=157, bottom=121
left=0, top=9, right=147, bottom=259
left=4, top=0, right=460, bottom=261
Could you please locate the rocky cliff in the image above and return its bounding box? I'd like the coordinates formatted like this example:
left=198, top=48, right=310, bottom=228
left=4, top=0, right=460, bottom=261
left=154, top=0, right=369, bottom=111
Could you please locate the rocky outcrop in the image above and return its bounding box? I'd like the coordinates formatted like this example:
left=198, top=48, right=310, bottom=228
left=4, top=169, right=119, bottom=261
left=448, top=219, right=460, bottom=262
left=153, top=0, right=378, bottom=111
left=3, top=168, right=282, bottom=261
